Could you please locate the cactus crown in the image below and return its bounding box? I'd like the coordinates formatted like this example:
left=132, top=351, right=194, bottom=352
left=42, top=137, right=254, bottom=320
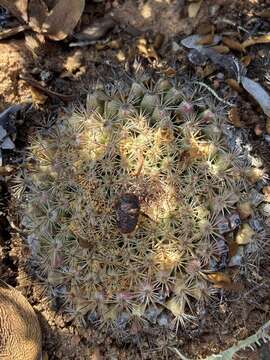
left=16, top=76, right=268, bottom=337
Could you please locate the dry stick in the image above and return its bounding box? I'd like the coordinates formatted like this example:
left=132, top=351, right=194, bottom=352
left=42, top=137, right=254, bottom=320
left=0, top=25, right=30, bottom=40
left=19, top=75, right=75, bottom=102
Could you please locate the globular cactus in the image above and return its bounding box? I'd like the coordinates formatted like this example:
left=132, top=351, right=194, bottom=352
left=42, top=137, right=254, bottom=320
left=0, top=280, right=42, bottom=360
left=14, top=76, right=269, bottom=337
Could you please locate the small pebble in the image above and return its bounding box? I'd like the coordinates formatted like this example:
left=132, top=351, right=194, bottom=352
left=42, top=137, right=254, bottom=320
left=235, top=223, right=255, bottom=245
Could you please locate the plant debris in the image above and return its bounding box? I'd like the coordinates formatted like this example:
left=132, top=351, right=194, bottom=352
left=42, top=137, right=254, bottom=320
left=20, top=74, right=75, bottom=102
left=41, top=0, right=85, bottom=41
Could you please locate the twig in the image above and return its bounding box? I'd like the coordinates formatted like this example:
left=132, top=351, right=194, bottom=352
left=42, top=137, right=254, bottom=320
left=0, top=25, right=30, bottom=40
left=19, top=75, right=75, bottom=102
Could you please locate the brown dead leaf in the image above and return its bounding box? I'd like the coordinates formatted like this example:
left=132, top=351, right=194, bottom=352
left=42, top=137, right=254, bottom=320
left=74, top=16, right=115, bottom=41
left=206, top=272, right=243, bottom=291
left=226, top=78, right=243, bottom=93
left=163, top=67, right=177, bottom=77
left=28, top=0, right=49, bottom=32
left=228, top=107, right=243, bottom=128
left=211, top=45, right=230, bottom=54
left=0, top=165, right=14, bottom=176
left=228, top=240, right=239, bottom=258
left=30, top=86, right=48, bottom=105
left=196, top=34, right=214, bottom=46
left=207, top=272, right=231, bottom=286
left=41, top=0, right=85, bottom=41
left=188, top=0, right=202, bottom=18
left=241, top=55, right=252, bottom=66
left=242, top=34, right=270, bottom=48
left=0, top=0, right=28, bottom=22
left=222, top=37, right=245, bottom=52
left=196, top=22, right=214, bottom=35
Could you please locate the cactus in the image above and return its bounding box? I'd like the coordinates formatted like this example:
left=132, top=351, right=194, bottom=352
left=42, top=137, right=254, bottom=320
left=15, top=78, right=269, bottom=338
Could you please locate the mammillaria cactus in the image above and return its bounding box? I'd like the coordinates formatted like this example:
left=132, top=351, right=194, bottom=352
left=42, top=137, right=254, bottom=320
left=14, top=75, right=269, bottom=338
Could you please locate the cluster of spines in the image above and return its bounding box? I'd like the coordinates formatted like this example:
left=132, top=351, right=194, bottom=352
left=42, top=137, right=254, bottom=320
left=14, top=76, right=269, bottom=335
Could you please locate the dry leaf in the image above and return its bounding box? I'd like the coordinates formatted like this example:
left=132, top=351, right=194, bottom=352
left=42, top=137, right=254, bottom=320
left=42, top=0, right=85, bottom=41
left=241, top=76, right=270, bottom=117
left=242, top=34, right=270, bottom=48
left=188, top=0, right=202, bottom=18
left=228, top=241, right=239, bottom=258
left=226, top=78, right=243, bottom=93
left=222, top=37, right=245, bottom=52
left=30, top=87, right=48, bottom=105
left=207, top=272, right=243, bottom=291
left=241, top=55, right=252, bottom=66
left=28, top=0, right=49, bottom=32
left=207, top=272, right=231, bottom=286
left=211, top=45, right=230, bottom=54
left=0, top=25, right=29, bottom=40
left=228, top=107, right=243, bottom=128
left=74, top=17, right=115, bottom=41
left=163, top=67, right=177, bottom=77
left=196, top=34, right=214, bottom=46
left=0, top=0, right=28, bottom=22
left=181, top=34, right=221, bottom=49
